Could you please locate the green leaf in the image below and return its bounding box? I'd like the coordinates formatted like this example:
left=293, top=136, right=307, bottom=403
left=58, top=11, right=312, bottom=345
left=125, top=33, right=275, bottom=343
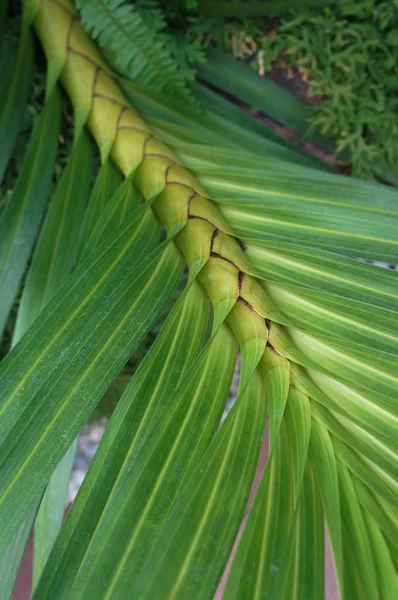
left=32, top=280, right=210, bottom=599
left=0, top=219, right=182, bottom=549
left=199, top=166, right=398, bottom=262
left=77, top=158, right=122, bottom=260
left=12, top=131, right=92, bottom=343
left=309, top=419, right=344, bottom=597
left=39, top=320, right=237, bottom=599
left=76, top=0, right=194, bottom=101
left=197, top=49, right=319, bottom=144
left=123, top=82, right=317, bottom=167
left=0, top=501, right=40, bottom=600
left=198, top=49, right=397, bottom=183
left=0, top=89, right=60, bottom=339
left=364, top=511, right=398, bottom=600
left=33, top=440, right=77, bottom=588
left=259, top=345, right=290, bottom=450
left=81, top=175, right=142, bottom=261
left=0, top=28, right=34, bottom=185
left=285, top=461, right=324, bottom=600
left=0, top=129, right=92, bottom=598
left=223, top=414, right=295, bottom=599
left=338, top=462, right=379, bottom=600
left=192, top=82, right=326, bottom=170
left=0, top=1, right=7, bottom=38
left=130, top=368, right=267, bottom=600
left=174, top=140, right=325, bottom=174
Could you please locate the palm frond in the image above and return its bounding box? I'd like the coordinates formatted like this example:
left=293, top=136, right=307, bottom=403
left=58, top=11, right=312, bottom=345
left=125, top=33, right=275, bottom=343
left=0, top=1, right=396, bottom=598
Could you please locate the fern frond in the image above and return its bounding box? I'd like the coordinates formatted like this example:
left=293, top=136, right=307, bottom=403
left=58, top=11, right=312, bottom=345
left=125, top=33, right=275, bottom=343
left=76, top=0, right=195, bottom=101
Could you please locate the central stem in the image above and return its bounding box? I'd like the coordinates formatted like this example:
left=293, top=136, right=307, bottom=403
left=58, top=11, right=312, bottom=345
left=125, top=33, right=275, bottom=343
left=28, top=0, right=278, bottom=353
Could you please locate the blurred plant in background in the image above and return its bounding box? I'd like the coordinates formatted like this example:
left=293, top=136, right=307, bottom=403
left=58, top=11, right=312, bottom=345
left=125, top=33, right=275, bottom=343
left=188, top=0, right=398, bottom=177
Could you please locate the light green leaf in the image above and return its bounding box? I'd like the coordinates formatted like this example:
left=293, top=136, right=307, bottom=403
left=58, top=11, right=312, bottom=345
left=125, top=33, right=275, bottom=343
left=333, top=437, right=397, bottom=510
left=284, top=388, right=312, bottom=504
left=245, top=242, right=398, bottom=313
left=353, top=477, right=398, bottom=550
left=286, top=461, right=324, bottom=600
left=309, top=419, right=344, bottom=598
left=270, top=323, right=397, bottom=414
left=197, top=167, right=398, bottom=261
left=259, top=345, right=290, bottom=450
left=364, top=511, right=398, bottom=600
left=338, top=461, right=379, bottom=600
left=264, top=283, right=398, bottom=372
left=291, top=364, right=397, bottom=449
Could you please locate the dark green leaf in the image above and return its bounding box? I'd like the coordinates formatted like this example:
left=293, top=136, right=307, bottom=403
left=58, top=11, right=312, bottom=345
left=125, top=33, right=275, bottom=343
left=0, top=89, right=60, bottom=339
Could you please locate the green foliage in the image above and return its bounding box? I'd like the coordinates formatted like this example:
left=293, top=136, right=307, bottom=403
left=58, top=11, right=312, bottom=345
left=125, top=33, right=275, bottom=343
left=205, top=0, right=398, bottom=177
left=69, top=0, right=398, bottom=178
left=76, top=0, right=204, bottom=102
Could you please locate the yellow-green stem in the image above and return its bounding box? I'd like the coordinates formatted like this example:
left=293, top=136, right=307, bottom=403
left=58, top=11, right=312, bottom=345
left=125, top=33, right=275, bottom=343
left=26, top=0, right=281, bottom=353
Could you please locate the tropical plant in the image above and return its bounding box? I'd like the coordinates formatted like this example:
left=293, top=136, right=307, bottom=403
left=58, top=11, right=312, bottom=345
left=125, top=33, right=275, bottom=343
left=0, top=1, right=397, bottom=599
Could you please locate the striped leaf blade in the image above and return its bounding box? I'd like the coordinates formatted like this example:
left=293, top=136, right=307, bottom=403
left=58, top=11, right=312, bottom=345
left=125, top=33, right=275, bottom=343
left=0, top=216, right=182, bottom=550
left=12, top=131, right=92, bottom=343
left=0, top=26, right=34, bottom=185
left=32, top=281, right=210, bottom=599
left=77, top=159, right=122, bottom=259
left=129, top=368, right=267, bottom=600
left=224, top=416, right=296, bottom=599
left=0, top=88, right=60, bottom=339
left=38, top=322, right=237, bottom=599
left=197, top=167, right=398, bottom=262
left=0, top=129, right=92, bottom=598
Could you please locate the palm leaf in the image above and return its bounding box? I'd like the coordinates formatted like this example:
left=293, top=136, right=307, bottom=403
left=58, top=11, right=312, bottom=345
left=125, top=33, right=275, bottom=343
left=0, top=0, right=396, bottom=597
left=0, top=224, right=181, bottom=549
left=0, top=88, right=60, bottom=340
left=0, top=17, right=34, bottom=186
